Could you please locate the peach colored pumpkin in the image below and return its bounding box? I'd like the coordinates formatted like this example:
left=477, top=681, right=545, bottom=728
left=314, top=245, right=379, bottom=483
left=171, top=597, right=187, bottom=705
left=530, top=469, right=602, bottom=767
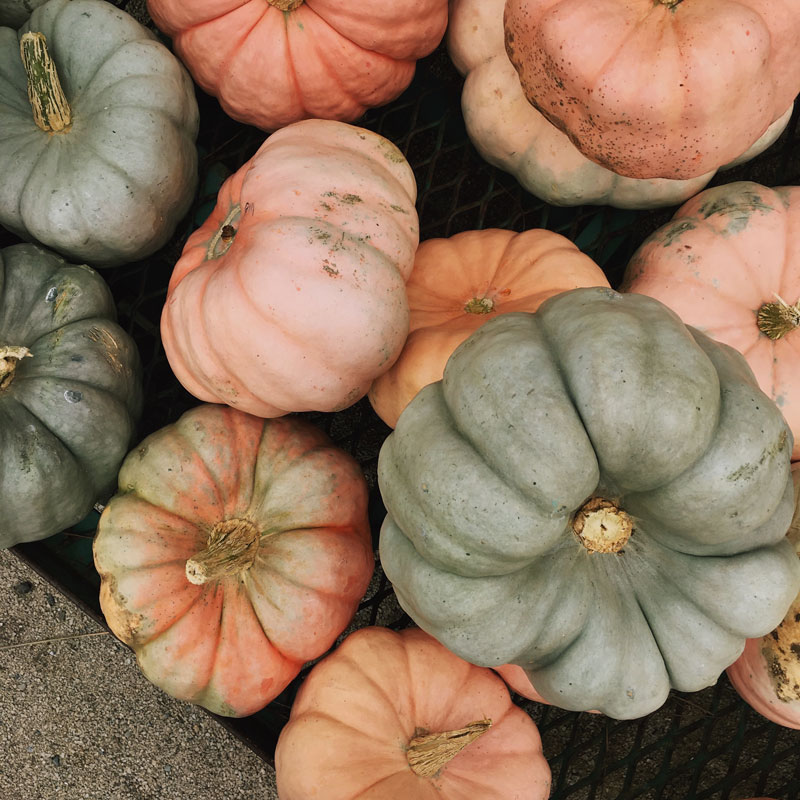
left=503, top=0, right=800, bottom=180
left=494, top=664, right=549, bottom=704
left=93, top=404, right=374, bottom=717
left=727, top=464, right=800, bottom=729
left=275, top=626, right=551, bottom=799
left=449, top=0, right=792, bottom=208
left=621, top=181, right=800, bottom=461
left=146, top=0, right=448, bottom=131
left=161, top=119, right=419, bottom=418
left=368, top=228, right=609, bottom=428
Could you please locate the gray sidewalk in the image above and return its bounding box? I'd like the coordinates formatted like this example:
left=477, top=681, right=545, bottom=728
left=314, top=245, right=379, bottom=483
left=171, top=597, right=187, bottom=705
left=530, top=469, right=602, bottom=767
left=0, top=549, right=279, bottom=799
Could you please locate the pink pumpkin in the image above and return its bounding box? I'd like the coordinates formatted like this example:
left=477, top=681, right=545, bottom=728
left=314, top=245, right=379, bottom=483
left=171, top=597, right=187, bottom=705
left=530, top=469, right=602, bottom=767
left=621, top=182, right=800, bottom=461
left=146, top=0, right=448, bottom=131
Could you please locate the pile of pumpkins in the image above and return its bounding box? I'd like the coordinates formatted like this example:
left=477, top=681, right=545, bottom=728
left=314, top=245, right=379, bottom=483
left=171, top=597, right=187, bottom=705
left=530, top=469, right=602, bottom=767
left=1, top=0, right=799, bottom=796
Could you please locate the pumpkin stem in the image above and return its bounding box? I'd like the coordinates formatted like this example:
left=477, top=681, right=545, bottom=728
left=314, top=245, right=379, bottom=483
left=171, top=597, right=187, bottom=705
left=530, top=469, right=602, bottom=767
left=0, top=346, right=32, bottom=390
left=657, top=0, right=682, bottom=8
left=760, top=594, right=800, bottom=703
left=572, top=497, right=633, bottom=554
left=20, top=32, right=72, bottom=133
left=464, top=297, right=495, bottom=314
left=185, top=518, right=261, bottom=585
left=206, top=205, right=242, bottom=261
left=267, top=0, right=305, bottom=10
left=406, top=719, right=492, bottom=778
left=756, top=295, right=800, bottom=340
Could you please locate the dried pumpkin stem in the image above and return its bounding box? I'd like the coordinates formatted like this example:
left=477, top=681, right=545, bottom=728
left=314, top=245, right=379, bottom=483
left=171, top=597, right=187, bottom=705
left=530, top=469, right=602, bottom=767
left=267, top=0, right=304, bottom=10
left=185, top=518, right=260, bottom=585
left=760, top=595, right=800, bottom=703
left=20, top=32, right=72, bottom=133
left=572, top=497, right=633, bottom=554
left=756, top=295, right=800, bottom=340
left=464, top=297, right=495, bottom=314
left=406, top=719, right=492, bottom=778
left=657, top=0, right=683, bottom=8
left=0, top=346, right=32, bottom=390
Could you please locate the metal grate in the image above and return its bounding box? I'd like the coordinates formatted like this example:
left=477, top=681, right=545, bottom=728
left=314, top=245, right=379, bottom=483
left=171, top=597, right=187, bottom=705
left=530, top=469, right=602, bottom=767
left=7, top=2, right=800, bottom=795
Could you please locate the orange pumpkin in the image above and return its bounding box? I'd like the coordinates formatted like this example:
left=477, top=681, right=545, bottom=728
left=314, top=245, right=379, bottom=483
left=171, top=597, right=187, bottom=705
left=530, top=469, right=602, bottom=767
left=146, top=0, right=448, bottom=131
left=92, top=404, right=374, bottom=717
left=274, top=626, right=551, bottom=799
left=504, top=0, right=800, bottom=179
left=161, top=119, right=419, bottom=418
left=368, top=228, right=609, bottom=428
left=621, top=182, right=800, bottom=461
left=726, top=464, right=800, bottom=729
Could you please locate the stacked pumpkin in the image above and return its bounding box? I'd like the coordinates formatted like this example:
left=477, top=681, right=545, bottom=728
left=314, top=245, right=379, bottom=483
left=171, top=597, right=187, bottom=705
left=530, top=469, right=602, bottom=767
left=1, top=0, right=800, bottom=793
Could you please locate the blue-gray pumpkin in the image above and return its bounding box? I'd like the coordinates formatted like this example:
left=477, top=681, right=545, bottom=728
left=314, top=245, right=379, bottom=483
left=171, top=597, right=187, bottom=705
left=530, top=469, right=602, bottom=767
left=0, top=243, right=142, bottom=547
left=378, top=287, right=800, bottom=719
left=0, top=0, right=198, bottom=267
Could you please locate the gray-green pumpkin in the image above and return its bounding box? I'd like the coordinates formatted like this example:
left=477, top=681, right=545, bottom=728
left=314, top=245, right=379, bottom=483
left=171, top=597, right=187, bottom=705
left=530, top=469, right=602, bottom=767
left=378, top=287, right=800, bottom=719
left=0, top=0, right=46, bottom=28
left=0, top=243, right=142, bottom=547
left=0, top=0, right=199, bottom=267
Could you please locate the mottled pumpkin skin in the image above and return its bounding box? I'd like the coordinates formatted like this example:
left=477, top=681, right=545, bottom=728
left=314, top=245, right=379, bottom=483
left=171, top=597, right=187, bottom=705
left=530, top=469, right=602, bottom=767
left=0, top=0, right=199, bottom=267
left=161, top=119, right=419, bottom=418
left=275, top=627, right=551, bottom=800
left=368, top=228, right=609, bottom=428
left=0, top=0, right=46, bottom=27
left=727, top=465, right=800, bottom=729
left=146, top=0, right=448, bottom=131
left=0, top=244, right=142, bottom=548
left=379, top=288, right=800, bottom=719
left=449, top=0, right=792, bottom=207
left=504, top=0, right=800, bottom=179
left=622, top=182, right=800, bottom=462
left=93, top=404, right=374, bottom=717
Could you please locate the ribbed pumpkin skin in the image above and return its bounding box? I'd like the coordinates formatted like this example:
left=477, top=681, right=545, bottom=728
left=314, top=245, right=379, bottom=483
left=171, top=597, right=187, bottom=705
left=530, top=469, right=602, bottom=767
left=504, top=0, right=800, bottom=180
left=0, top=0, right=199, bottom=267
left=0, top=0, right=46, bottom=27
left=622, top=182, right=800, bottom=462
left=379, top=288, right=800, bottom=719
left=0, top=244, right=142, bottom=548
left=275, top=627, right=551, bottom=800
left=161, top=119, right=419, bottom=418
left=93, top=404, right=374, bottom=717
left=368, top=228, right=609, bottom=428
left=449, top=0, right=792, bottom=207
left=146, top=0, right=448, bottom=131
left=727, top=465, right=800, bottom=729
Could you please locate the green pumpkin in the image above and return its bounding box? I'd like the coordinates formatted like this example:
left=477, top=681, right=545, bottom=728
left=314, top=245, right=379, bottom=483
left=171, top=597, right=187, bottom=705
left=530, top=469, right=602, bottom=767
left=0, top=243, right=142, bottom=547
left=378, top=287, right=800, bottom=719
left=0, top=1, right=46, bottom=28
left=0, top=0, right=199, bottom=267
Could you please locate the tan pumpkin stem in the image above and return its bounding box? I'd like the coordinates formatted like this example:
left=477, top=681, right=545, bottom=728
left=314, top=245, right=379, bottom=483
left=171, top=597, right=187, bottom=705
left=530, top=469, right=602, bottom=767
left=267, top=0, right=304, bottom=10
left=20, top=32, right=72, bottom=133
left=756, top=295, right=800, bottom=340
left=185, top=518, right=261, bottom=585
left=657, top=0, right=682, bottom=7
left=464, top=297, right=495, bottom=314
left=406, top=719, right=492, bottom=778
left=0, top=346, right=32, bottom=390
left=572, top=497, right=633, bottom=554
left=760, top=595, right=800, bottom=703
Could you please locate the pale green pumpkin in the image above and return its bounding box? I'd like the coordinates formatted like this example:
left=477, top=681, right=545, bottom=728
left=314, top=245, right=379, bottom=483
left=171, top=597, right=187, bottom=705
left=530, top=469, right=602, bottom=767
left=0, top=243, right=142, bottom=547
left=378, top=287, right=800, bottom=719
left=0, top=0, right=46, bottom=28
left=0, top=0, right=198, bottom=267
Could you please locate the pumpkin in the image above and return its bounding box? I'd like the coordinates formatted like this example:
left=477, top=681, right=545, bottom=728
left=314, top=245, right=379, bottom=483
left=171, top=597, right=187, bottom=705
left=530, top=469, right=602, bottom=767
left=726, top=464, right=800, bottom=729
left=0, top=0, right=199, bottom=267
left=92, top=404, right=374, bottom=717
left=274, top=626, right=551, bottom=800
left=621, top=182, right=800, bottom=462
left=145, top=0, right=448, bottom=132
left=368, top=228, right=609, bottom=428
left=449, top=0, right=793, bottom=208
left=503, top=0, right=800, bottom=180
left=378, top=287, right=800, bottom=719
left=0, top=0, right=46, bottom=27
left=0, top=243, right=142, bottom=548
left=161, top=119, right=419, bottom=418
left=493, top=664, right=548, bottom=705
